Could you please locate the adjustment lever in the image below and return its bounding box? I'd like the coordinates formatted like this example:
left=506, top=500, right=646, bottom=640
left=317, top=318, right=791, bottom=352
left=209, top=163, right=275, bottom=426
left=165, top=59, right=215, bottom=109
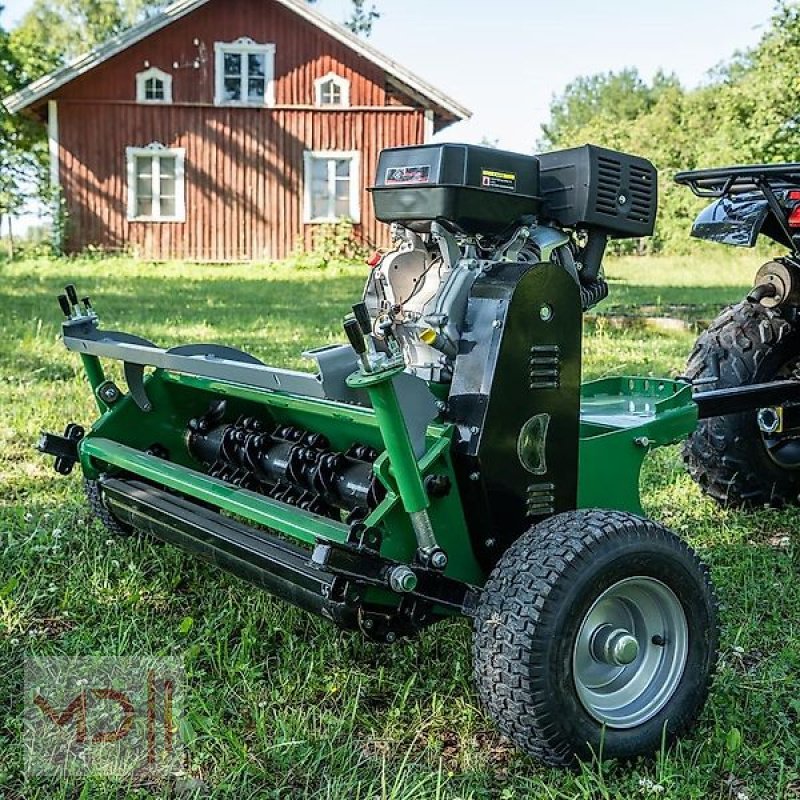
left=352, top=302, right=372, bottom=335
left=344, top=317, right=371, bottom=372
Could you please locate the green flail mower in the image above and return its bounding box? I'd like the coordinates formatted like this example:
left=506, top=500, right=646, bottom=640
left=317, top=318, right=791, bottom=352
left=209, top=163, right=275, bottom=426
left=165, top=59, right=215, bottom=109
left=41, top=143, right=729, bottom=766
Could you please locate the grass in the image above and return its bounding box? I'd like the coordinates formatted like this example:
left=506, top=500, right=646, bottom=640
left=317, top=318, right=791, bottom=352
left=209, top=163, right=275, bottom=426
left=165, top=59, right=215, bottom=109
left=1, top=249, right=799, bottom=799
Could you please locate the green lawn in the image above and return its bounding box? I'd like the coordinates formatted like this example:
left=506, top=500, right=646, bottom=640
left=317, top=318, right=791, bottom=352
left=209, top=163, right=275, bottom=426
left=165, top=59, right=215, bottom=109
left=1, top=251, right=798, bottom=799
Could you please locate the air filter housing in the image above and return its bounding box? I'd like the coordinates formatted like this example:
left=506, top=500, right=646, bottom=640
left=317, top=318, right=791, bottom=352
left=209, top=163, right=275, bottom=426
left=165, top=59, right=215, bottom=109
left=538, top=145, right=658, bottom=238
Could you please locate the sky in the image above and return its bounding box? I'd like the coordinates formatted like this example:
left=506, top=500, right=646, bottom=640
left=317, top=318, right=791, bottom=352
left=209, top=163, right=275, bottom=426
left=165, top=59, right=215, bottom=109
left=1, top=0, right=777, bottom=152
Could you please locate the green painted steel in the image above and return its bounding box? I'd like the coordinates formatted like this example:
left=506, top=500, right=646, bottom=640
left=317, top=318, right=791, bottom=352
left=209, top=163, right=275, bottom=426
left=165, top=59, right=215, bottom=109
left=77, top=368, right=485, bottom=586
left=577, top=377, right=698, bottom=513
left=347, top=367, right=429, bottom=515
left=80, top=438, right=352, bottom=545
left=80, top=354, right=107, bottom=412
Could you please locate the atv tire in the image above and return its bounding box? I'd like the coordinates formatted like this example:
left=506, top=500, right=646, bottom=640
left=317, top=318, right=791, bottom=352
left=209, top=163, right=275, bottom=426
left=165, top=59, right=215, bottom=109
left=473, top=509, right=718, bottom=766
left=684, top=300, right=800, bottom=507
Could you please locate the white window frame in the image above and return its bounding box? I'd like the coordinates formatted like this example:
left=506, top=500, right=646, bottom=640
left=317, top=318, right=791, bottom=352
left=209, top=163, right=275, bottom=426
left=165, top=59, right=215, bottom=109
left=314, top=72, right=350, bottom=108
left=126, top=143, right=186, bottom=223
left=214, top=38, right=276, bottom=107
left=135, top=67, right=173, bottom=104
left=303, top=150, right=360, bottom=224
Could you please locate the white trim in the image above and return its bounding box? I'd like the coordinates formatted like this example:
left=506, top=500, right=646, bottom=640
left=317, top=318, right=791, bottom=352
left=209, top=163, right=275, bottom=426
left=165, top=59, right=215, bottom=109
left=126, top=143, right=186, bottom=223
left=1, top=0, right=470, bottom=122
left=314, top=72, right=350, bottom=108
left=214, top=39, right=275, bottom=107
left=136, top=67, right=173, bottom=103
left=424, top=109, right=434, bottom=143
left=303, top=150, right=360, bottom=224
left=48, top=100, right=59, bottom=190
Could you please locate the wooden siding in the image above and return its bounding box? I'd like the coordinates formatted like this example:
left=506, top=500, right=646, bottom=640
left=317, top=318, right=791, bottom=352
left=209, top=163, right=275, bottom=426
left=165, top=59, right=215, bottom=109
left=57, top=0, right=409, bottom=109
left=58, top=102, right=425, bottom=260
left=48, top=0, right=436, bottom=260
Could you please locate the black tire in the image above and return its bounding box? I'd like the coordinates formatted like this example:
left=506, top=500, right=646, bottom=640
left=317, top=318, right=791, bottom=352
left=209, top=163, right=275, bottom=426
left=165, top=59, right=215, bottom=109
left=473, top=509, right=719, bottom=766
left=83, top=479, right=133, bottom=537
left=684, top=300, right=800, bottom=507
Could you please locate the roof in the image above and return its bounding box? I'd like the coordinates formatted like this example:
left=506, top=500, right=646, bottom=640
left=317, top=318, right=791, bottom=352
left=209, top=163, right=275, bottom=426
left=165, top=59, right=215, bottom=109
left=2, top=0, right=471, bottom=122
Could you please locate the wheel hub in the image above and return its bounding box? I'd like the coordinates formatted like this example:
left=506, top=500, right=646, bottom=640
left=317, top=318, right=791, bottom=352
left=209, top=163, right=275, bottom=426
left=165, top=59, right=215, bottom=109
left=590, top=624, right=640, bottom=666
left=572, top=576, right=688, bottom=729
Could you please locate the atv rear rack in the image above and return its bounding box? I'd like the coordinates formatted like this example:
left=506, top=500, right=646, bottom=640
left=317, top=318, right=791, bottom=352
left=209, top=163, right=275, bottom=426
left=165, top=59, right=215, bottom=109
left=675, top=163, right=800, bottom=197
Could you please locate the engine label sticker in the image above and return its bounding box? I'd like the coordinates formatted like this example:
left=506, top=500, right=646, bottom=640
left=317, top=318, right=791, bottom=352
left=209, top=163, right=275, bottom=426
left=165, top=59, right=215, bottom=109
left=384, top=165, right=431, bottom=185
left=481, top=169, right=517, bottom=191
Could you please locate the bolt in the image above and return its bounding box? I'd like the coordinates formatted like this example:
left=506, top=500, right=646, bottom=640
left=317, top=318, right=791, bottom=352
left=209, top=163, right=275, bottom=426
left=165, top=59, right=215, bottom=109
left=485, top=538, right=496, bottom=548
left=363, top=619, right=374, bottom=630
left=539, top=304, right=554, bottom=322
left=430, top=550, right=448, bottom=569
left=436, top=400, right=447, bottom=412
left=634, top=436, right=651, bottom=448
left=492, top=319, right=502, bottom=329
left=652, top=634, right=666, bottom=647
left=470, top=426, right=480, bottom=435
left=388, top=566, right=418, bottom=593
left=469, top=471, right=481, bottom=481
left=385, top=632, right=397, bottom=643
left=618, top=194, right=628, bottom=205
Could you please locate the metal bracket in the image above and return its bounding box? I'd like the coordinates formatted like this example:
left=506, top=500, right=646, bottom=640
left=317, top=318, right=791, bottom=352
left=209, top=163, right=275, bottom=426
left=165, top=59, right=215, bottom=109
left=37, top=423, right=85, bottom=475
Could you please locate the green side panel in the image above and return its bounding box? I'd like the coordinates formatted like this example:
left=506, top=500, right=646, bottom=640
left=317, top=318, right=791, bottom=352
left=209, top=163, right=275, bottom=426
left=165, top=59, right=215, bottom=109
left=578, top=377, right=698, bottom=514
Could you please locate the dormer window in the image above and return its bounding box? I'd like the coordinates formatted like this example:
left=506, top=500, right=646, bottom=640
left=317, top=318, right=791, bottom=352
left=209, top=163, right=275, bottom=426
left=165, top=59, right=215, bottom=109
left=314, top=72, right=350, bottom=108
left=136, top=67, right=172, bottom=104
left=214, top=38, right=275, bottom=106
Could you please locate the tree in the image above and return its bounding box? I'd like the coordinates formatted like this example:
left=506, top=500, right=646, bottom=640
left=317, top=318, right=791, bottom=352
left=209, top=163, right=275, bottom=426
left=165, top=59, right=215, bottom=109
left=10, top=0, right=167, bottom=82
left=0, top=4, right=45, bottom=255
left=306, top=0, right=380, bottom=37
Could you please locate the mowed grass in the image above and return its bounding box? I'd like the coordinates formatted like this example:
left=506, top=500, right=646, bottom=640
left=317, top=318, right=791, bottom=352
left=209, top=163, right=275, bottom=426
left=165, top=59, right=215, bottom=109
left=1, top=250, right=799, bottom=799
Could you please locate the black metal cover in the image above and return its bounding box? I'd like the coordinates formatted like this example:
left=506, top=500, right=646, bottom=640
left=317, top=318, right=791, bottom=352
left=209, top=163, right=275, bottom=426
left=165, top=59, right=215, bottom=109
left=538, top=145, right=657, bottom=238
left=370, top=143, right=541, bottom=234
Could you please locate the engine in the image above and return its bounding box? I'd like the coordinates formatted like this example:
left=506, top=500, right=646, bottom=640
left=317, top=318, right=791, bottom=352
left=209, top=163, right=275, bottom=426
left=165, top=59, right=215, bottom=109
left=365, top=143, right=658, bottom=383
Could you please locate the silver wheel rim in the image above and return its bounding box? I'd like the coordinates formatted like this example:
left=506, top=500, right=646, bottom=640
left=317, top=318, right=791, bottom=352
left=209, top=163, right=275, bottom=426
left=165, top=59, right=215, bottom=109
left=572, top=576, right=689, bottom=729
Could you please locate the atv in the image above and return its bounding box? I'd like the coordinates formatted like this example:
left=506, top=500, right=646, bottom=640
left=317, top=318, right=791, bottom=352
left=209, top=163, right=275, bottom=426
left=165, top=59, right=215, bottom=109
left=676, top=164, right=800, bottom=507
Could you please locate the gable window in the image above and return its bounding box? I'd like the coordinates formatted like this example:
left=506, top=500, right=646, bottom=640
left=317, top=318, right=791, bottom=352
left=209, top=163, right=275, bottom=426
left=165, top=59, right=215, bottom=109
left=214, top=38, right=275, bottom=106
left=126, top=143, right=186, bottom=222
left=314, top=72, right=350, bottom=107
left=303, top=151, right=360, bottom=223
left=135, top=67, right=172, bottom=103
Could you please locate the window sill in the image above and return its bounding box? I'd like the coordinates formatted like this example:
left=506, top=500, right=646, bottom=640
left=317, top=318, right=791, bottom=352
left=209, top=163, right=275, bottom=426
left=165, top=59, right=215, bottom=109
left=128, top=216, right=186, bottom=224
left=304, top=216, right=359, bottom=225
left=213, top=100, right=275, bottom=108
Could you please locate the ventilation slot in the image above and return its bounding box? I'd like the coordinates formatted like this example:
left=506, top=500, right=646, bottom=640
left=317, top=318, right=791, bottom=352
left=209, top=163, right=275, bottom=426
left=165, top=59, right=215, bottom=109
left=529, top=345, right=560, bottom=390
left=629, top=166, right=655, bottom=224
left=595, top=157, right=622, bottom=217
left=526, top=483, right=555, bottom=517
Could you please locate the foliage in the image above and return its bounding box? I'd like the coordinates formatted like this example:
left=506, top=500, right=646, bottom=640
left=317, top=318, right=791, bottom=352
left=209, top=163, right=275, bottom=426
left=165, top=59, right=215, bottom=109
left=540, top=1, right=800, bottom=252
left=289, top=219, right=370, bottom=269
left=306, top=0, right=380, bottom=37
left=0, top=4, right=47, bottom=250
left=9, top=0, right=166, bottom=81
left=1, top=252, right=799, bottom=798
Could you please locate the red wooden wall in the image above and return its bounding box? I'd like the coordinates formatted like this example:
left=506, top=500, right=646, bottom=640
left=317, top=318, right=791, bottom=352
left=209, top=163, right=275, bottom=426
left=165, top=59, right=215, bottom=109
left=50, top=0, right=434, bottom=260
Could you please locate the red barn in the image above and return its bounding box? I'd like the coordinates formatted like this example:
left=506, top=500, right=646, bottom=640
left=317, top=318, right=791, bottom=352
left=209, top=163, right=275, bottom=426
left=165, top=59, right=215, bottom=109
left=3, top=0, right=469, bottom=261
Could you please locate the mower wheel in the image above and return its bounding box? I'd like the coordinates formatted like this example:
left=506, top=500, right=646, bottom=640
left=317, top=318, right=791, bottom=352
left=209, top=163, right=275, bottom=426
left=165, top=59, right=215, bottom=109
left=472, top=509, right=718, bottom=766
left=684, top=300, right=800, bottom=507
left=84, top=479, right=133, bottom=537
